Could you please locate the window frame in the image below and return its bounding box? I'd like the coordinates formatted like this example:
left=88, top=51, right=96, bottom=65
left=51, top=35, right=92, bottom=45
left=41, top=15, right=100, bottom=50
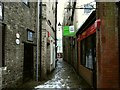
left=27, top=29, right=34, bottom=42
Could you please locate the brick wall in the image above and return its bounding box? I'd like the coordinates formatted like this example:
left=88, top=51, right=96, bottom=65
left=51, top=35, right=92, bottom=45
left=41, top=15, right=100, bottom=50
left=96, top=2, right=119, bottom=88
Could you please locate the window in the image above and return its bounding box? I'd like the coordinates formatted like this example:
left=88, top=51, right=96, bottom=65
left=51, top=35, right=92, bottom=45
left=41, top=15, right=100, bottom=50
left=27, top=29, right=34, bottom=42
left=0, top=2, right=3, bottom=21
left=81, top=34, right=96, bottom=70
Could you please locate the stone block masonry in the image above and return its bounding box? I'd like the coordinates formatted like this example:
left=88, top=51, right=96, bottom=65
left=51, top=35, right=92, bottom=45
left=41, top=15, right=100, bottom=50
left=2, top=2, right=37, bottom=88
left=39, top=4, right=47, bottom=80
left=0, top=68, right=2, bottom=90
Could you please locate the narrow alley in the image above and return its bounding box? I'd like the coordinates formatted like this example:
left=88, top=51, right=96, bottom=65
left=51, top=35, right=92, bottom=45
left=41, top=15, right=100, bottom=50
left=0, top=1, right=120, bottom=89
left=34, top=59, right=90, bottom=89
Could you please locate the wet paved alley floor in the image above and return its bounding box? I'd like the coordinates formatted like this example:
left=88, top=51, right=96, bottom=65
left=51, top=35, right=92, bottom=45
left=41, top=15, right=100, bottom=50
left=34, top=59, right=91, bottom=89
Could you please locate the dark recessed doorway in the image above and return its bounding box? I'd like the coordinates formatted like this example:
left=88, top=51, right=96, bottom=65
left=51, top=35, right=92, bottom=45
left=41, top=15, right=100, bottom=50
left=23, top=43, right=34, bottom=82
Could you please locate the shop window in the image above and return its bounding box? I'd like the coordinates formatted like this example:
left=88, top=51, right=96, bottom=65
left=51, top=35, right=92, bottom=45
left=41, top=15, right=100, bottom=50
left=81, top=34, right=96, bottom=70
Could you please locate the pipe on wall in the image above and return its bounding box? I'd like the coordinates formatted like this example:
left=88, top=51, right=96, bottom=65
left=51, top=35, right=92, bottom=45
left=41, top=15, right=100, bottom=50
left=39, top=0, right=42, bottom=80
left=55, top=1, right=58, bottom=66
left=36, top=0, right=40, bottom=81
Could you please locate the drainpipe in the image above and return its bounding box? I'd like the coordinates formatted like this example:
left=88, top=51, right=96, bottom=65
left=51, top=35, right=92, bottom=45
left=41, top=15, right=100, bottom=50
left=55, top=1, right=58, bottom=67
left=36, top=0, right=42, bottom=81
left=39, top=0, right=42, bottom=80
left=36, top=0, right=40, bottom=81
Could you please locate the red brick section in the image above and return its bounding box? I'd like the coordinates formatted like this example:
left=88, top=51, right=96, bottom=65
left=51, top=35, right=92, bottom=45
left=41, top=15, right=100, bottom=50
left=96, top=2, right=119, bottom=88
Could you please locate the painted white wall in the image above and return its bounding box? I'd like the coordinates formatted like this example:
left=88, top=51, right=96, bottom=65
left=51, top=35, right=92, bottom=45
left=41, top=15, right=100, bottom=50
left=57, top=0, right=66, bottom=54
left=75, top=0, right=96, bottom=30
left=50, top=36, right=56, bottom=71
left=57, top=25, right=63, bottom=53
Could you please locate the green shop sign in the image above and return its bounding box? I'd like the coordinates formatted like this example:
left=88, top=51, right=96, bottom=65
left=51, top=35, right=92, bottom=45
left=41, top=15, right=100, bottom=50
left=63, top=26, right=75, bottom=36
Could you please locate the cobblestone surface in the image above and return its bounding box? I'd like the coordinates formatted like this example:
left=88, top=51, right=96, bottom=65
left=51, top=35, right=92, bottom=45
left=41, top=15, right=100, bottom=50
left=34, top=59, right=90, bottom=89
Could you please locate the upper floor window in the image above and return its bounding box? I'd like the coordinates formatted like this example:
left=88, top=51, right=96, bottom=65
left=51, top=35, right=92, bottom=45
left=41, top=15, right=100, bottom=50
left=0, top=2, right=3, bottom=21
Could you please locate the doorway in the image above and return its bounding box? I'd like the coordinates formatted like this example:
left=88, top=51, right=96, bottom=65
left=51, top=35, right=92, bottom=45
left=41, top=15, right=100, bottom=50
left=0, top=23, right=5, bottom=67
left=23, top=43, right=34, bottom=82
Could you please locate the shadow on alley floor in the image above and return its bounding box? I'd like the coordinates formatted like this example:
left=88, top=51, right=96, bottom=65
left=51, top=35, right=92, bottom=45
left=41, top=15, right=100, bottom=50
left=3, top=58, right=91, bottom=90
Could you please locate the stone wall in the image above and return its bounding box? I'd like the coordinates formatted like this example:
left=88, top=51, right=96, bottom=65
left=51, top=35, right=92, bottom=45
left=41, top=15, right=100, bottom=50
left=45, top=1, right=56, bottom=73
left=40, top=2, right=56, bottom=79
left=40, top=4, right=47, bottom=80
left=0, top=68, right=2, bottom=89
left=2, top=2, right=37, bottom=88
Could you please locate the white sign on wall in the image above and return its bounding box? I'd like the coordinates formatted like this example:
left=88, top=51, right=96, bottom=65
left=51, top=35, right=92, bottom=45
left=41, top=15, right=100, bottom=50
left=16, top=39, right=20, bottom=45
left=69, top=25, right=74, bottom=33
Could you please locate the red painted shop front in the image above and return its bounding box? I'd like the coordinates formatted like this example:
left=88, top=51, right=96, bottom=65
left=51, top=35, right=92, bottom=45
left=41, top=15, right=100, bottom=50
left=77, top=23, right=97, bottom=88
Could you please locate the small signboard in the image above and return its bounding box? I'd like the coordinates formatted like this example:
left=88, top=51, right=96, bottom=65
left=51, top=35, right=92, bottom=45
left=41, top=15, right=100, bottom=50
left=63, top=26, right=75, bottom=36
left=63, top=26, right=69, bottom=36
left=69, top=25, right=74, bottom=33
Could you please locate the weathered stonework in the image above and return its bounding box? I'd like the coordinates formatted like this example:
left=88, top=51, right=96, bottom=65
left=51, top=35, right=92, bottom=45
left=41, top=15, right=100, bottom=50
left=0, top=68, right=2, bottom=89
left=0, top=1, right=56, bottom=88
left=45, top=1, right=56, bottom=73
left=40, top=2, right=56, bottom=79
left=1, top=2, right=37, bottom=88
left=41, top=29, right=47, bottom=79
